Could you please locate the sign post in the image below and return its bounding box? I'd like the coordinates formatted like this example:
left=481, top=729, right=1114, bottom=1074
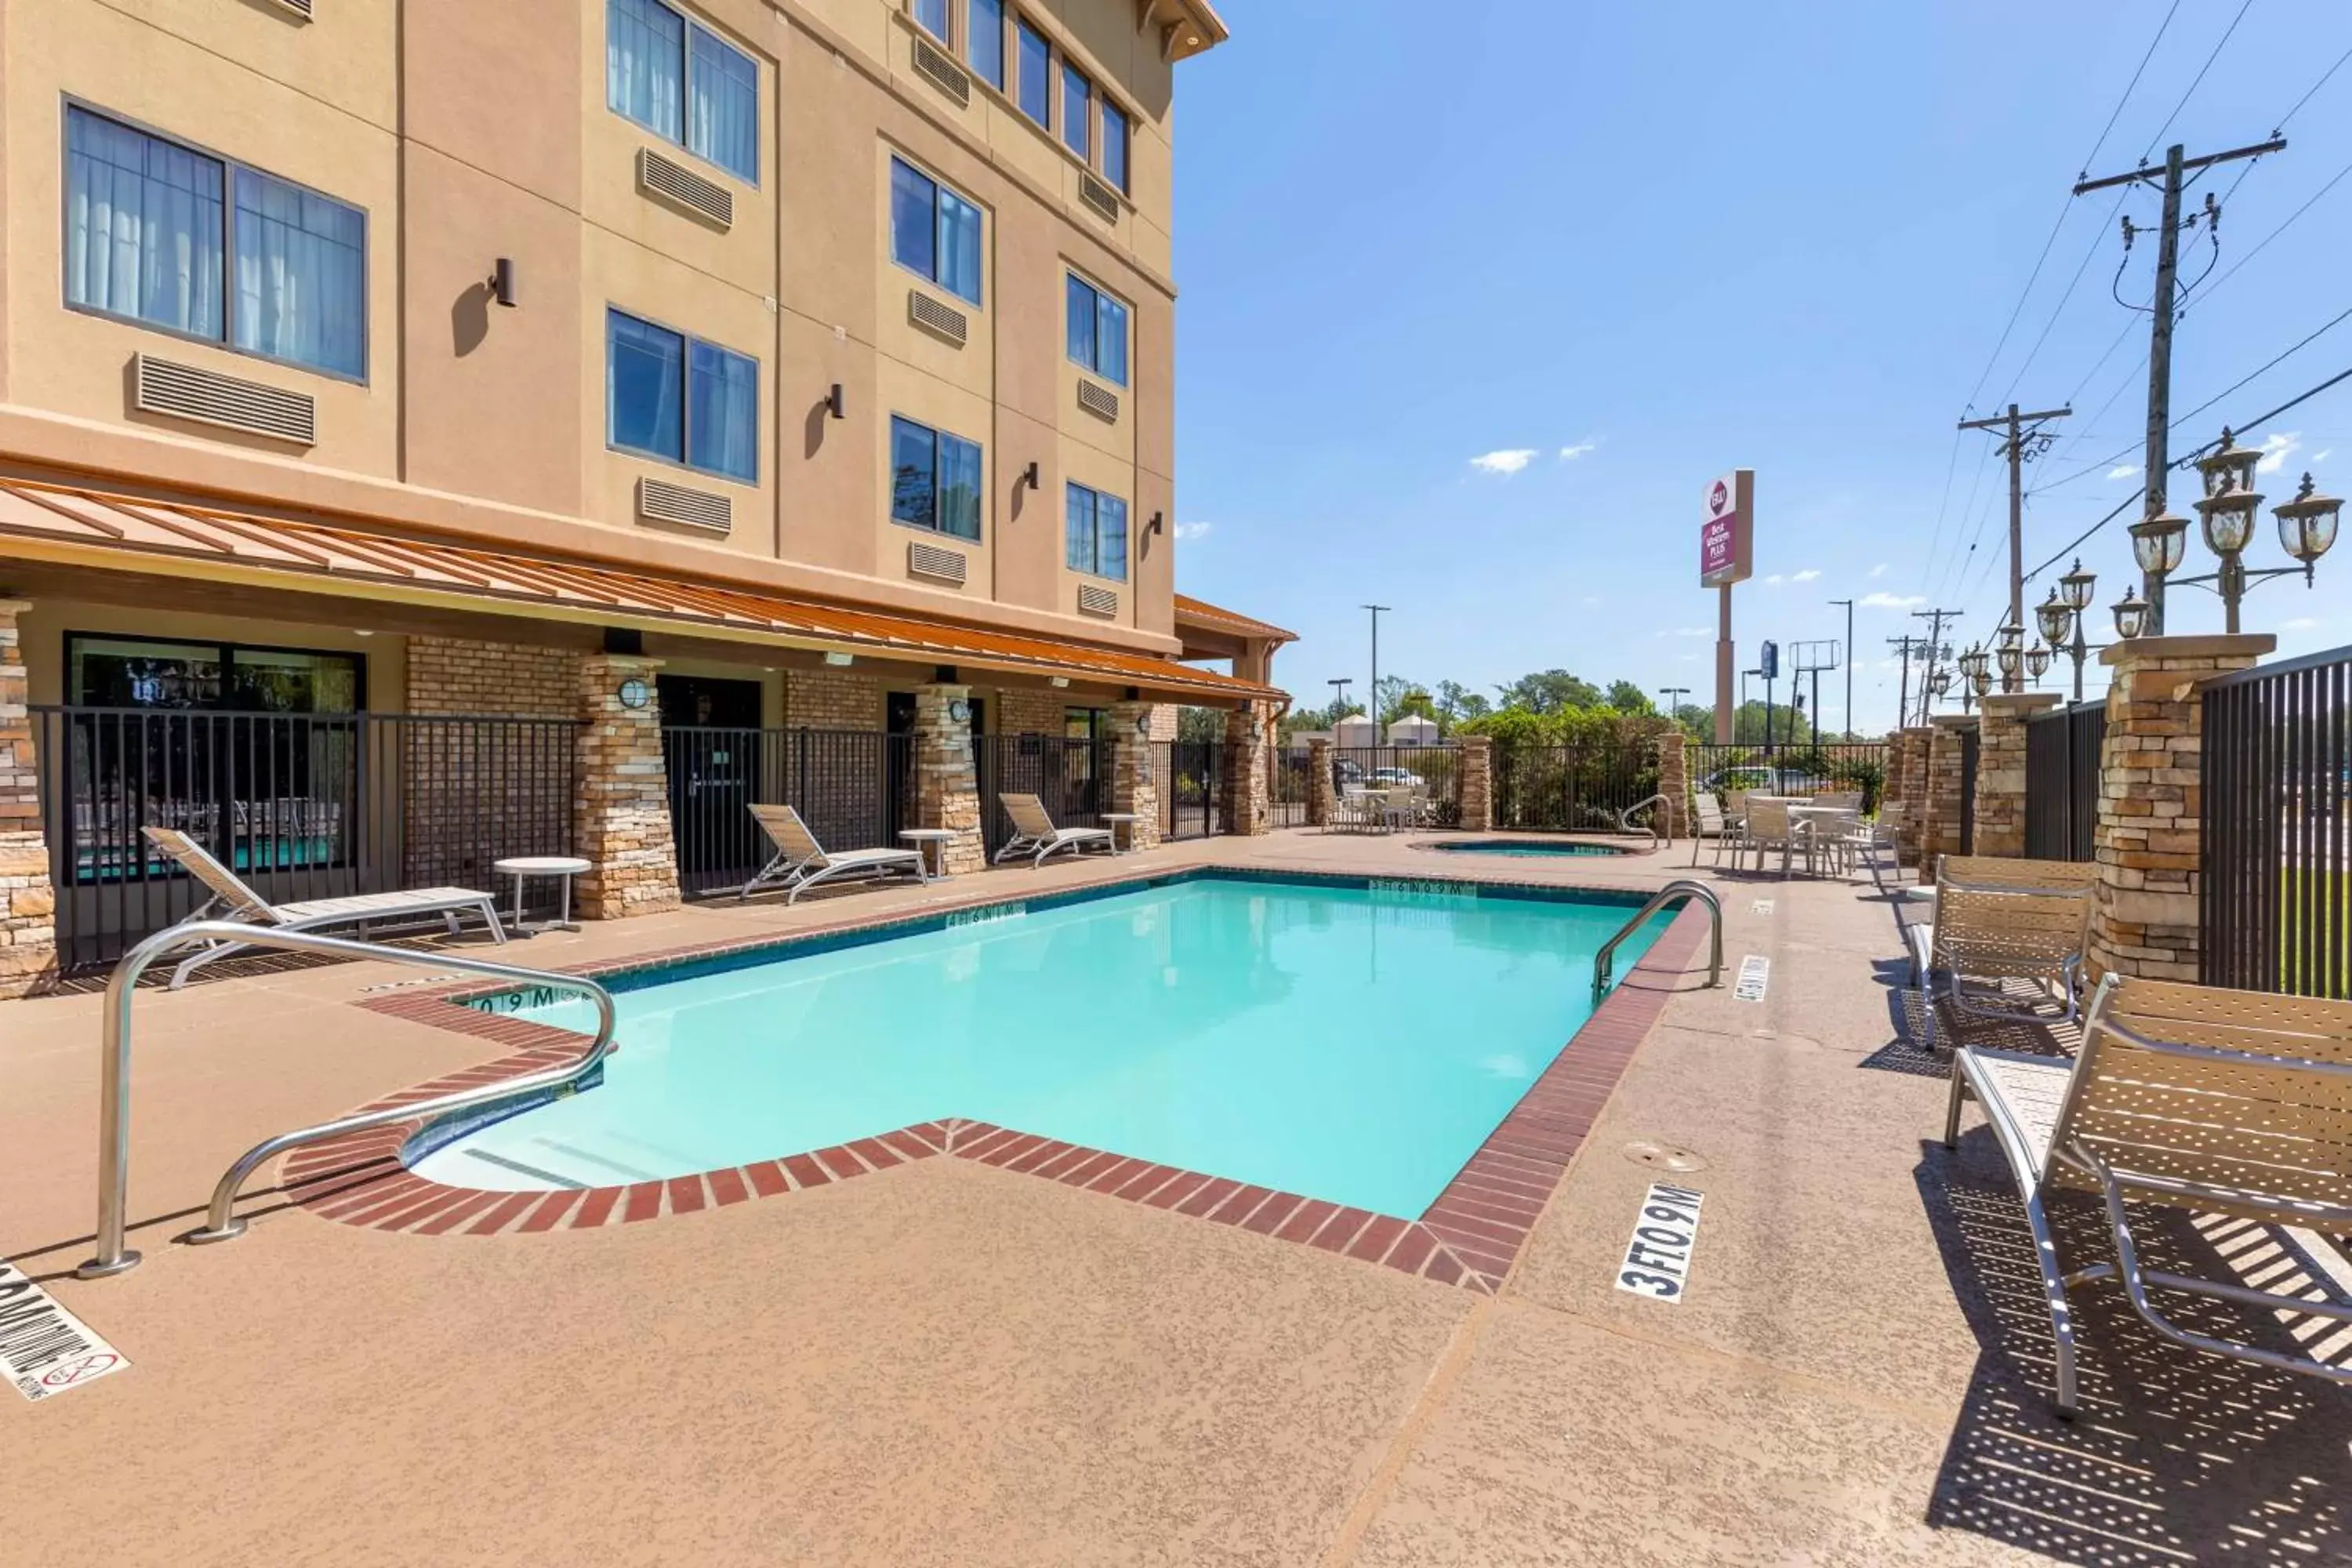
left=1699, top=470, right=1755, bottom=743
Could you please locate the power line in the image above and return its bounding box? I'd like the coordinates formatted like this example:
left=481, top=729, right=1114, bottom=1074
left=2141, top=0, right=2256, bottom=158
left=2180, top=155, right=2352, bottom=318
left=2274, top=40, right=2352, bottom=134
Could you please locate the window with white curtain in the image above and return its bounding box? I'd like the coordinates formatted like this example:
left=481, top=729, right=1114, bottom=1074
left=64, top=105, right=365, bottom=380
left=607, top=0, right=759, bottom=184
left=608, top=307, right=758, bottom=483
left=1065, top=482, right=1128, bottom=581
left=1065, top=273, right=1129, bottom=387
left=889, top=158, right=984, bottom=307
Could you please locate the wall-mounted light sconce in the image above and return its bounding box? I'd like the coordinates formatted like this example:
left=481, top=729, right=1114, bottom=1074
left=824, top=383, right=845, bottom=420
left=1022, top=461, right=1040, bottom=490
left=1147, top=511, right=1165, bottom=538
left=823, top=650, right=855, bottom=667
left=488, top=257, right=518, bottom=308
left=1050, top=676, right=1070, bottom=688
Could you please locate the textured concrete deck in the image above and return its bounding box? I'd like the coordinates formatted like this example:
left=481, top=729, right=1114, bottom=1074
left=2, top=829, right=2346, bottom=1566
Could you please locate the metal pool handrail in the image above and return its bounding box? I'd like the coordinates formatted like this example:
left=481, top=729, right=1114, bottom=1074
left=1618, top=793, right=1672, bottom=852
left=78, top=919, right=617, bottom=1280
left=1593, top=880, right=1722, bottom=993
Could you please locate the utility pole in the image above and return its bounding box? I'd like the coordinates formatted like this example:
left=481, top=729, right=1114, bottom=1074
left=1829, top=598, right=1855, bottom=739
left=1958, top=402, right=2069, bottom=672
left=1911, top=608, right=1962, bottom=724
left=2076, top=135, right=2284, bottom=634
left=1886, top=633, right=1929, bottom=734
left=1361, top=604, right=1391, bottom=733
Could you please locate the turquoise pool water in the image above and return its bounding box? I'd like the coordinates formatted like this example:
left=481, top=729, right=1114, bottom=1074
left=1428, top=840, right=1630, bottom=858
left=411, top=874, right=1674, bottom=1218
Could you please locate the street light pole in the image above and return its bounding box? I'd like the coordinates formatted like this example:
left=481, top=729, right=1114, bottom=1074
left=1362, top=604, right=1391, bottom=735
left=1828, top=598, right=1854, bottom=739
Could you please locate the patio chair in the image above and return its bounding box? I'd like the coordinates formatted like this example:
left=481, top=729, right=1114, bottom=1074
left=140, top=826, right=506, bottom=990
left=1689, top=792, right=1744, bottom=868
left=1845, top=799, right=1905, bottom=875
left=993, top=792, right=1116, bottom=866
left=1943, top=973, right=2352, bottom=1417
left=1327, top=787, right=1381, bottom=834
left=1740, top=797, right=1819, bottom=876
left=1910, top=855, right=2099, bottom=1050
left=742, top=804, right=927, bottom=904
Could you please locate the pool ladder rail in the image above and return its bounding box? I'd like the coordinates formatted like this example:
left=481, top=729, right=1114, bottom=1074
left=1592, top=880, right=1722, bottom=994
left=77, top=919, right=618, bottom=1281
left=1617, top=793, right=1674, bottom=853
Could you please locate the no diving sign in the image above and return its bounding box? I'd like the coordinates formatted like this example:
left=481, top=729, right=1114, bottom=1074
left=0, top=1259, right=129, bottom=1402
left=1614, top=1183, right=1704, bottom=1304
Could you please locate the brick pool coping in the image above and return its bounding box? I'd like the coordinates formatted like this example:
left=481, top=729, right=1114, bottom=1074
left=281, top=875, right=1708, bottom=1294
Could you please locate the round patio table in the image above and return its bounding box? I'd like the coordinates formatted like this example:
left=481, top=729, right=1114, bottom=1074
left=1785, top=804, right=1860, bottom=877
left=1102, top=813, right=1142, bottom=854
left=493, top=855, right=590, bottom=933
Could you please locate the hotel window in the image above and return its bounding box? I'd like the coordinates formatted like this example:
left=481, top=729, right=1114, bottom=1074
left=966, top=0, right=1004, bottom=89
left=890, top=416, right=983, bottom=541
left=607, top=0, right=759, bottom=184
left=1065, top=274, right=1129, bottom=387
left=1060, top=61, right=1091, bottom=159
left=890, top=157, right=983, bottom=307
left=1065, top=482, right=1128, bottom=581
left=64, top=106, right=366, bottom=380
left=912, top=0, right=949, bottom=41
left=67, top=634, right=365, bottom=712
left=1015, top=19, right=1051, bottom=128
left=606, top=307, right=758, bottom=483
left=1101, top=99, right=1130, bottom=193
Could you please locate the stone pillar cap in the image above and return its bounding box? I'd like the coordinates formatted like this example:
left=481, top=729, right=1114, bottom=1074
left=1979, top=691, right=2064, bottom=715
left=2099, top=632, right=2275, bottom=666
left=1929, top=713, right=1980, bottom=729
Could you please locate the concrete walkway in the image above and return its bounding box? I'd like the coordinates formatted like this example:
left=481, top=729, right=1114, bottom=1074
left=2, top=829, right=2345, bottom=1566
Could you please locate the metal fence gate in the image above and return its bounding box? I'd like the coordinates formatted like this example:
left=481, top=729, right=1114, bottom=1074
left=977, top=734, right=1110, bottom=858
left=662, top=727, right=910, bottom=898
left=1159, top=740, right=1221, bottom=840
left=34, top=706, right=579, bottom=968
left=1269, top=750, right=1311, bottom=828
left=2024, top=700, right=2106, bottom=862
left=2201, top=645, right=2352, bottom=997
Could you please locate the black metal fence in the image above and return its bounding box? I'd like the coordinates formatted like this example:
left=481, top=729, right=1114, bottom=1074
left=1686, top=742, right=1890, bottom=813
left=2201, top=646, right=2352, bottom=997
left=1493, top=745, right=1652, bottom=832
left=1958, top=726, right=1980, bottom=855
left=1332, top=746, right=1461, bottom=826
left=1159, top=739, right=1221, bottom=840
left=1269, top=749, right=1310, bottom=829
left=662, top=727, right=911, bottom=898
left=34, top=706, right=578, bottom=969
left=2024, top=700, right=2106, bottom=862
left=976, top=733, right=1110, bottom=858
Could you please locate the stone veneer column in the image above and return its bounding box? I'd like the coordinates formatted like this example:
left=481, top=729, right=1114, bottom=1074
left=1104, top=700, right=1160, bottom=852
left=1972, top=691, right=2060, bottom=858
left=2086, top=633, right=2272, bottom=983
left=1221, top=702, right=1271, bottom=835
left=573, top=654, right=681, bottom=919
left=1454, top=736, right=1494, bottom=832
left=0, top=601, right=57, bottom=998
left=914, top=681, right=986, bottom=873
left=1305, top=738, right=1334, bottom=827
left=1918, top=715, right=1977, bottom=884
left=1894, top=725, right=1933, bottom=866
left=1654, top=731, right=1690, bottom=839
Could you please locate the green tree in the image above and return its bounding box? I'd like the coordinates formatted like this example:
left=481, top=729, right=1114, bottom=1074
left=1494, top=669, right=1602, bottom=714
left=1431, top=680, right=1490, bottom=728
left=1604, top=681, right=1656, bottom=716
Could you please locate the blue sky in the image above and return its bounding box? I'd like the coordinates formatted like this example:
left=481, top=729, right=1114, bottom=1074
left=1167, top=1, right=2352, bottom=732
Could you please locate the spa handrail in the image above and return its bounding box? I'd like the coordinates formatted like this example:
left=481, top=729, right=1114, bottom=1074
left=1592, top=880, right=1722, bottom=993
left=78, top=919, right=616, bottom=1279
left=1618, top=793, right=1672, bottom=852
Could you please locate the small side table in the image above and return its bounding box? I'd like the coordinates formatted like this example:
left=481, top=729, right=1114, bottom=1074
left=898, top=829, right=956, bottom=881
left=494, top=855, right=591, bottom=934
left=1102, top=812, right=1142, bottom=854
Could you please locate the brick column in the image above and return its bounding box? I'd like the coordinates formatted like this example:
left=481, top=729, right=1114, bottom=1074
left=1221, top=701, right=1271, bottom=835
left=914, top=681, right=986, bottom=873
left=0, top=601, right=56, bottom=998
left=1972, top=692, right=2060, bottom=858
left=2086, top=633, right=2271, bottom=983
left=1454, top=735, right=1494, bottom=831
left=1655, top=731, right=1690, bottom=839
left=573, top=655, right=681, bottom=919
left=1918, top=715, right=1977, bottom=884
left=1104, top=699, right=1160, bottom=852
left=1893, top=725, right=1933, bottom=866
left=1305, top=738, right=1334, bottom=827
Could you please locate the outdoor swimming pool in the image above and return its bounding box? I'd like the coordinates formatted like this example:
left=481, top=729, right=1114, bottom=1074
left=1426, top=840, right=1632, bottom=858
left=411, top=873, right=1675, bottom=1218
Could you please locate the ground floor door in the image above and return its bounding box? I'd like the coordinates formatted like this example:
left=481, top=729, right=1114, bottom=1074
left=659, top=675, right=765, bottom=892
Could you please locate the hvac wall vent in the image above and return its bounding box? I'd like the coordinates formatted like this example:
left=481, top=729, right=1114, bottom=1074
left=908, top=540, right=969, bottom=586
left=130, top=354, right=317, bottom=446
left=1076, top=379, right=1120, bottom=423
left=911, top=35, right=971, bottom=106
left=908, top=290, right=969, bottom=347
left=263, top=0, right=314, bottom=18
left=637, top=147, right=734, bottom=228
left=1078, top=174, right=1120, bottom=223
left=1076, top=583, right=1119, bottom=618
left=637, top=476, right=732, bottom=533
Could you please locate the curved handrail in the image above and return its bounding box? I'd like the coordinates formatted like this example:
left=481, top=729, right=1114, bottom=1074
left=78, top=920, right=616, bottom=1280
left=1593, top=879, right=1722, bottom=993
left=1618, top=793, right=1672, bottom=851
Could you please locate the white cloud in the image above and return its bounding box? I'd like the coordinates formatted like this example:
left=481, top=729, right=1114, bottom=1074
left=1174, top=520, right=1212, bottom=541
left=1868, top=562, right=1889, bottom=578
left=1557, top=439, right=1599, bottom=462
left=1792, top=568, right=1821, bottom=583
left=1657, top=626, right=1714, bottom=639
left=2107, top=464, right=2139, bottom=481
left=1763, top=573, right=1785, bottom=586
left=2258, top=431, right=2301, bottom=474
left=1581, top=593, right=1602, bottom=605
left=2314, top=448, right=2333, bottom=463
left=1469, top=448, right=1539, bottom=476
left=1860, top=591, right=1926, bottom=610
left=2282, top=616, right=2321, bottom=630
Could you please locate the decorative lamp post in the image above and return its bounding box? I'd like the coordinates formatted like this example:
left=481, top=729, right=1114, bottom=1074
left=2036, top=559, right=2104, bottom=701
left=1955, top=644, right=1990, bottom=713
left=1926, top=666, right=1952, bottom=710
left=2132, top=428, right=2340, bottom=635
left=2026, top=640, right=2053, bottom=683
left=2112, top=590, right=2151, bottom=641
left=1994, top=618, right=2025, bottom=691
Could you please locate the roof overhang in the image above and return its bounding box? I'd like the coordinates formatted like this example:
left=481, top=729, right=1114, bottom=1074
left=1173, top=593, right=1296, bottom=662
left=1138, top=0, right=1228, bottom=61
left=0, top=481, right=1284, bottom=705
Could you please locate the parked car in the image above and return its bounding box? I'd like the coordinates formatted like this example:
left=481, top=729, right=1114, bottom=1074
left=1700, top=764, right=1828, bottom=796
left=1369, top=766, right=1426, bottom=788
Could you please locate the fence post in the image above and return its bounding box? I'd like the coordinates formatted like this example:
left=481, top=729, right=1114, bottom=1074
left=1972, top=692, right=2059, bottom=858
left=1918, top=715, right=1977, bottom=883
left=915, top=681, right=987, bottom=873
left=0, top=601, right=57, bottom=997
left=1221, top=701, right=1271, bottom=834
left=1654, top=731, right=1689, bottom=839
left=2085, top=632, right=2272, bottom=984
left=1105, top=699, right=1160, bottom=851
left=1455, top=736, right=1494, bottom=831
left=573, top=653, right=681, bottom=919
left=1305, top=738, right=1333, bottom=827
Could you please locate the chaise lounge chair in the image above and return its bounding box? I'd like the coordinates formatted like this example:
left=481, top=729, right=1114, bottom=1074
left=141, top=826, right=506, bottom=990
left=1911, top=855, right=2099, bottom=1050
left=1944, top=973, right=2352, bottom=1417
left=993, top=791, right=1115, bottom=865
left=742, top=803, right=927, bottom=904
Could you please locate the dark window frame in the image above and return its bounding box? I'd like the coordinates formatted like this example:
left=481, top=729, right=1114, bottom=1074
left=64, top=630, right=369, bottom=713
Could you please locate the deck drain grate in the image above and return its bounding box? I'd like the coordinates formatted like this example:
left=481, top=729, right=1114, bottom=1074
left=1622, top=1138, right=1708, bottom=1174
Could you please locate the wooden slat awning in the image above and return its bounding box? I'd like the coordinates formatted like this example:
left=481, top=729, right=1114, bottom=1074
left=0, top=481, right=1285, bottom=702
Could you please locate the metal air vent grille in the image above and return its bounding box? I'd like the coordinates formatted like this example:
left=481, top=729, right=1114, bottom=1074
left=130, top=354, right=317, bottom=446
left=637, top=477, right=732, bottom=533
left=909, top=540, right=969, bottom=585
left=1076, top=379, right=1120, bottom=423
left=908, top=290, right=969, bottom=347
left=265, top=0, right=314, bottom=17
left=1078, top=174, right=1120, bottom=223
left=637, top=147, right=734, bottom=228
left=912, top=35, right=971, bottom=105
left=1076, top=583, right=1119, bottom=618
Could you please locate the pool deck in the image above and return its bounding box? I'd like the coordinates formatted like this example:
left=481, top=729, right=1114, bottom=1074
left=2, top=829, right=2347, bottom=1566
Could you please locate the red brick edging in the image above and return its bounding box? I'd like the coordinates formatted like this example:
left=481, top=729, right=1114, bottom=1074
left=285, top=898, right=1709, bottom=1293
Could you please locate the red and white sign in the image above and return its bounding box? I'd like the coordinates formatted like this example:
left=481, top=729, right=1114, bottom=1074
left=1700, top=469, right=1755, bottom=587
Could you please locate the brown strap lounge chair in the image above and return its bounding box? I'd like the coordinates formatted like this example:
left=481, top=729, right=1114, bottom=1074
left=742, top=804, right=927, bottom=903
left=1910, top=855, right=2099, bottom=1049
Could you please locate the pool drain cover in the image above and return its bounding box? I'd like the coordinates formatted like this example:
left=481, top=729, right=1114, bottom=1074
left=1622, top=1138, right=1708, bottom=1174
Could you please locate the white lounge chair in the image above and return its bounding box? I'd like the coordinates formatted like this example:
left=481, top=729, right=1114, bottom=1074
left=993, top=791, right=1116, bottom=865
left=1944, top=973, right=2352, bottom=1417
left=141, top=826, right=506, bottom=990
left=1911, top=855, right=2098, bottom=1050
left=742, top=804, right=927, bottom=904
